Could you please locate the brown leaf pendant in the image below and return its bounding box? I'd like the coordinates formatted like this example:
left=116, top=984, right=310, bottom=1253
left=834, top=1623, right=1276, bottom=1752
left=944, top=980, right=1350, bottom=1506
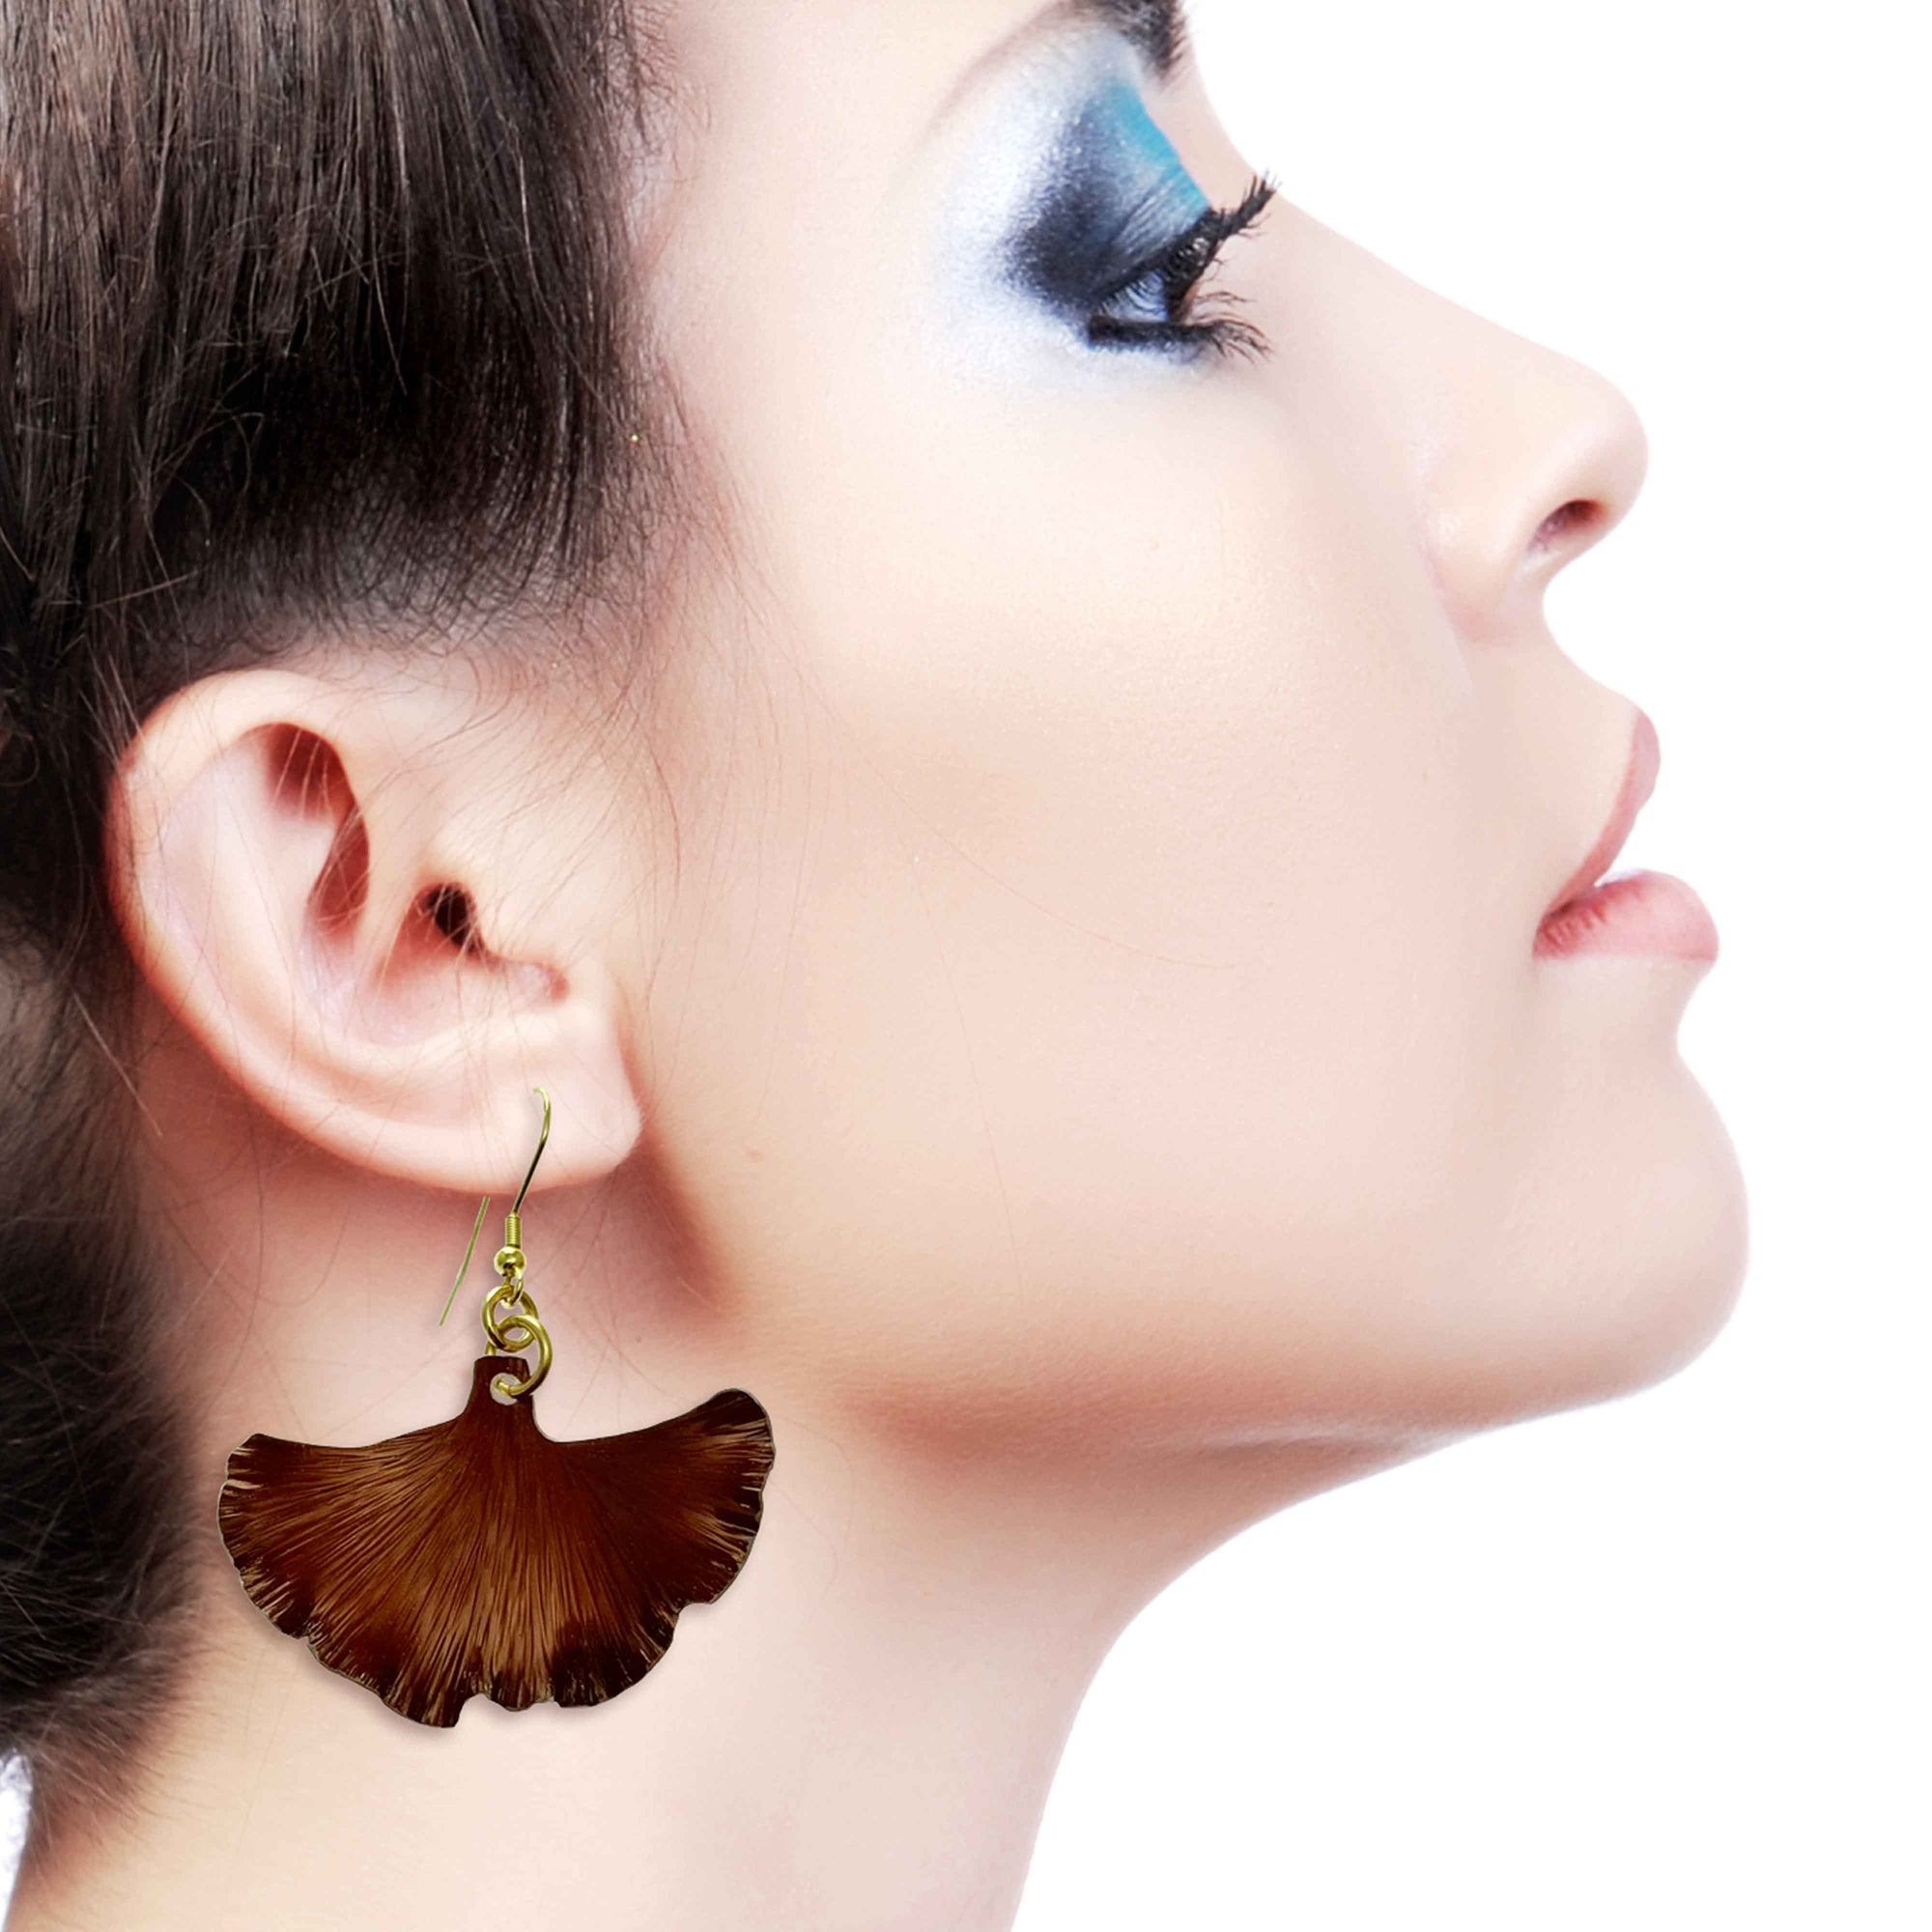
left=217, top=1353, right=775, bottom=1726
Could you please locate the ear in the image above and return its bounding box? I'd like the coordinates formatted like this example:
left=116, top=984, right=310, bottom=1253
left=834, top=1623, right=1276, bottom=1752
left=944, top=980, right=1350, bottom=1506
left=103, top=663, right=643, bottom=1192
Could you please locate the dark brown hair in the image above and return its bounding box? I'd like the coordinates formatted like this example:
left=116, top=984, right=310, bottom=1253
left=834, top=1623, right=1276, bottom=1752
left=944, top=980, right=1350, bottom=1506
left=0, top=0, right=670, bottom=1866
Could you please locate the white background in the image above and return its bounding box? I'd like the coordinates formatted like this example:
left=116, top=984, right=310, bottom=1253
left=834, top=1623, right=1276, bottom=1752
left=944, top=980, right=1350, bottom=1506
left=4, top=0, right=1926, bottom=1924
left=1014, top=2, right=1929, bottom=1927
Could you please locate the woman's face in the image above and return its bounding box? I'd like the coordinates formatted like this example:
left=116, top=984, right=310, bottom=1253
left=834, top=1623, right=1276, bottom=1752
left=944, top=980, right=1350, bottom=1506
left=620, top=0, right=1747, bottom=1444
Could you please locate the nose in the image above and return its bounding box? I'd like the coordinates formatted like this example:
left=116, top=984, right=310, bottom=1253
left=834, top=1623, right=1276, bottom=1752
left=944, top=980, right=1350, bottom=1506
left=1421, top=318, right=1650, bottom=639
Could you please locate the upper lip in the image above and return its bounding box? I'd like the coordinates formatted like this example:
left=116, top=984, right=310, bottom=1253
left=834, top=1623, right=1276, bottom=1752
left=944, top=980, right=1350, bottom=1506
left=1539, top=708, right=1661, bottom=924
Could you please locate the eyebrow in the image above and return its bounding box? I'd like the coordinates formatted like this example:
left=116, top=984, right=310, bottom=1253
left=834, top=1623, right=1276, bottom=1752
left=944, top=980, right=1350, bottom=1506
left=1087, top=0, right=1191, bottom=79
left=932, top=0, right=1194, bottom=128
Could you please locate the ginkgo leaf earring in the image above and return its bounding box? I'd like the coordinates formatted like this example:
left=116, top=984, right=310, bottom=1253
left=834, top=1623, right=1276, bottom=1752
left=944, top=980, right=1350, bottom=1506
left=216, top=1086, right=775, bottom=1727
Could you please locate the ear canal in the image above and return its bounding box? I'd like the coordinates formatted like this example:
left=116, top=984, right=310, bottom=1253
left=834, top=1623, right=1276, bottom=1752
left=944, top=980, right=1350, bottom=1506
left=419, top=883, right=481, bottom=954
left=216, top=1353, right=776, bottom=1727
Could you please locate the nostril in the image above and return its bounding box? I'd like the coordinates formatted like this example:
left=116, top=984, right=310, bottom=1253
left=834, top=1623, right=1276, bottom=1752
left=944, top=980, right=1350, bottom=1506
left=1529, top=497, right=1605, bottom=555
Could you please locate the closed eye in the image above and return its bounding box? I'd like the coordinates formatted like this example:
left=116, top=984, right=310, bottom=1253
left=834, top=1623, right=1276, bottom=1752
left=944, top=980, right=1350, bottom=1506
left=1084, top=173, right=1277, bottom=358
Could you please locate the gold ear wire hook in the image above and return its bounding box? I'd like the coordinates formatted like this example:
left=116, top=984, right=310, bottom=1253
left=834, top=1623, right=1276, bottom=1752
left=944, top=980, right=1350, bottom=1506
left=438, top=1086, right=553, bottom=1326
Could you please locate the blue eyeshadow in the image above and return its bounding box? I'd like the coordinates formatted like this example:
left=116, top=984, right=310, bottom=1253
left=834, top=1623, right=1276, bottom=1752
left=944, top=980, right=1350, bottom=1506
left=1004, top=78, right=1211, bottom=326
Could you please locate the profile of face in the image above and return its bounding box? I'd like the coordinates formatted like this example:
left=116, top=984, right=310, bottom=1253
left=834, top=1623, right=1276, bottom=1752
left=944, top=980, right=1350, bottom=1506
left=610, top=0, right=1749, bottom=1443
left=122, top=0, right=1747, bottom=1470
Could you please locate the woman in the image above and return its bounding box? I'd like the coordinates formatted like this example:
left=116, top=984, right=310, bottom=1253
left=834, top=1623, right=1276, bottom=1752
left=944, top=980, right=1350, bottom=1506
left=0, top=0, right=1747, bottom=1924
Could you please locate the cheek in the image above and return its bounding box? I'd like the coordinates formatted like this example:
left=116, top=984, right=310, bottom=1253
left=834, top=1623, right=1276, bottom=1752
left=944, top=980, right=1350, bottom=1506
left=656, top=338, right=1567, bottom=1433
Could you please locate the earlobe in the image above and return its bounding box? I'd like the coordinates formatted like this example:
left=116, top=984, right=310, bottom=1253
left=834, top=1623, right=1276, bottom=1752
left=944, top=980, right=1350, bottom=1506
left=103, top=665, right=644, bottom=1192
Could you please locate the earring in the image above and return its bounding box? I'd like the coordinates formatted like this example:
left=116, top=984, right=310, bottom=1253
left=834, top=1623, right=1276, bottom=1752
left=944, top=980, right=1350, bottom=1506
left=216, top=1086, right=775, bottom=1728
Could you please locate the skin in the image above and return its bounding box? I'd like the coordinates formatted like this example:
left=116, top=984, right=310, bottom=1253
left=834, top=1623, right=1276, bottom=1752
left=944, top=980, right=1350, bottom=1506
left=10, top=1, right=1747, bottom=1927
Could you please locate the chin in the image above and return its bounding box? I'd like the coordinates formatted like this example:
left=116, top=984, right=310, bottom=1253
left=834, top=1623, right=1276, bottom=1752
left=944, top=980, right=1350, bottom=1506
left=1333, top=1068, right=1751, bottom=1440
left=1509, top=1073, right=1750, bottom=1428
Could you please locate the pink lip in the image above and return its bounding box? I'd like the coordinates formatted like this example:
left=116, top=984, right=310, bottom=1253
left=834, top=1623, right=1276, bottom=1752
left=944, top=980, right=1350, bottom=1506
left=1533, top=711, right=1719, bottom=963
left=1534, top=869, right=1719, bottom=961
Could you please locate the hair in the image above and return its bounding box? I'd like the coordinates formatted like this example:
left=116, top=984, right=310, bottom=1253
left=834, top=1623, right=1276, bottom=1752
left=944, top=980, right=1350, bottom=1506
left=0, top=0, right=675, bottom=1870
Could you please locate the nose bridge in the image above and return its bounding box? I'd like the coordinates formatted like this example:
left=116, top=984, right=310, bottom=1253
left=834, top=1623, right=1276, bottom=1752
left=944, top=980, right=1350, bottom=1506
left=1416, top=300, right=1651, bottom=638
left=1270, top=221, right=1651, bottom=640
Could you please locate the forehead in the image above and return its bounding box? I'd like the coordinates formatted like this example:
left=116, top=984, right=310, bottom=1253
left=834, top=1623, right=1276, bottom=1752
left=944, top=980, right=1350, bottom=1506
left=660, top=0, right=1180, bottom=154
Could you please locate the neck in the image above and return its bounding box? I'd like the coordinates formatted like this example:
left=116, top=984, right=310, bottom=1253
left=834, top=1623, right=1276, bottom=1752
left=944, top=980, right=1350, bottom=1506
left=8, top=1033, right=1410, bottom=1932
left=12, top=1427, right=1388, bottom=1932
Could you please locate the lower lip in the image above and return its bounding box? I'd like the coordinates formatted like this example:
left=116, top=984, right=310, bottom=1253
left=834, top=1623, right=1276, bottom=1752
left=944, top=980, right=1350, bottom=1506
left=1534, top=869, right=1719, bottom=963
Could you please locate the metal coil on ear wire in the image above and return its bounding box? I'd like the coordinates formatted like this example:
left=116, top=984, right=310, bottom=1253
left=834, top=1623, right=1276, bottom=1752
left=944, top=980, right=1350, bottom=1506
left=484, top=1274, right=552, bottom=1399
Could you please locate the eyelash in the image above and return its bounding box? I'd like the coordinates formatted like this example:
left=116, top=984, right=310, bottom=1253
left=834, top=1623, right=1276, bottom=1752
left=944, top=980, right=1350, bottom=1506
left=1086, top=173, right=1279, bottom=360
